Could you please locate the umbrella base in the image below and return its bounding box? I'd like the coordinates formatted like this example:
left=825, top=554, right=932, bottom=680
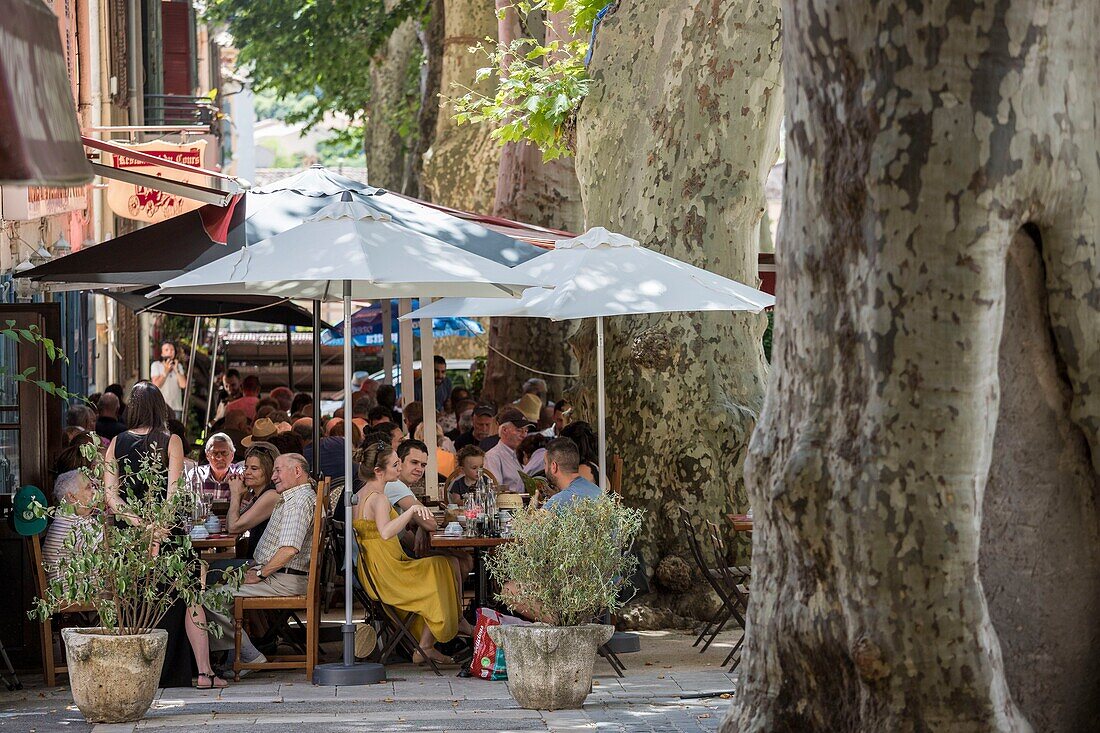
left=312, top=661, right=387, bottom=687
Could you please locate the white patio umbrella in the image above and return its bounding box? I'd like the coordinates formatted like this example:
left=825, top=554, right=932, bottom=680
left=402, top=227, right=775, bottom=488
left=157, top=196, right=542, bottom=685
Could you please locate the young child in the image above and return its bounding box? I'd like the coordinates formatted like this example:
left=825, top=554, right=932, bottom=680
left=448, top=445, right=485, bottom=505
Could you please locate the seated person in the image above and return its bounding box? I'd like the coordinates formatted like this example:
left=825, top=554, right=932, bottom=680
left=187, top=433, right=242, bottom=503
left=353, top=442, right=474, bottom=665
left=413, top=420, right=457, bottom=477
left=42, top=470, right=102, bottom=587
left=226, top=442, right=282, bottom=559
left=370, top=436, right=473, bottom=576
left=517, top=433, right=548, bottom=477
left=483, top=407, right=535, bottom=493
left=504, top=437, right=603, bottom=622
left=204, top=453, right=318, bottom=667
left=540, top=437, right=603, bottom=509
left=447, top=446, right=485, bottom=505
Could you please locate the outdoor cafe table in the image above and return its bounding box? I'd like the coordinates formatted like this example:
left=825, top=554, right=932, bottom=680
left=191, top=533, right=241, bottom=560
left=429, top=534, right=513, bottom=609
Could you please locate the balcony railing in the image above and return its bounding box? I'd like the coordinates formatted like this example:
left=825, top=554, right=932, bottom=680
left=143, top=94, right=218, bottom=129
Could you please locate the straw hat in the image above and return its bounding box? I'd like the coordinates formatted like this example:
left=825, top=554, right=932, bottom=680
left=516, top=393, right=542, bottom=424
left=355, top=623, right=377, bottom=659
left=241, top=418, right=279, bottom=447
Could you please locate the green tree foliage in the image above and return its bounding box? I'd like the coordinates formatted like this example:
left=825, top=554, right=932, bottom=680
left=204, top=0, right=426, bottom=131
left=0, top=320, right=80, bottom=401
left=450, top=0, right=608, bottom=160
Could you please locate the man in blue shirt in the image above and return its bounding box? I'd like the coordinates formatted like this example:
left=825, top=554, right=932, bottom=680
left=542, top=437, right=603, bottom=509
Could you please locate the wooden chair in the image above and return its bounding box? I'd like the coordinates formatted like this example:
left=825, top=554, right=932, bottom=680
left=608, top=454, right=624, bottom=497
left=232, top=478, right=329, bottom=681
left=28, top=533, right=96, bottom=687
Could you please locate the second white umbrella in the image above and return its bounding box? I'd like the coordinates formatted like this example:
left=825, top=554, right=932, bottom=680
left=402, top=227, right=775, bottom=488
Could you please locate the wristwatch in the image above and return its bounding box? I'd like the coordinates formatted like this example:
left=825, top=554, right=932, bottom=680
left=254, top=567, right=265, bottom=580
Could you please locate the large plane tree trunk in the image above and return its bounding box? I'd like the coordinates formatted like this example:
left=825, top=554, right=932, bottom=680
left=482, top=5, right=583, bottom=407
left=726, top=1, right=1100, bottom=731
left=419, top=0, right=500, bottom=212
left=365, top=16, right=421, bottom=192
left=573, top=0, right=781, bottom=614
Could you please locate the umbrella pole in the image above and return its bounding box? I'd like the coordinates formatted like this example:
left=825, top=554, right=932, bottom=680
left=382, top=299, right=394, bottom=385
left=312, top=301, right=322, bottom=475
left=313, top=281, right=386, bottom=685
left=204, top=318, right=221, bottom=428
left=182, top=316, right=200, bottom=428
left=597, top=316, right=607, bottom=491
left=286, top=324, right=295, bottom=390
left=420, top=303, right=438, bottom=501
left=398, top=299, right=415, bottom=407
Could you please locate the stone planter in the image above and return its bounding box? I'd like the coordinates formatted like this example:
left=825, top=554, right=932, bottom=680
left=488, top=623, right=614, bottom=710
left=62, top=628, right=167, bottom=724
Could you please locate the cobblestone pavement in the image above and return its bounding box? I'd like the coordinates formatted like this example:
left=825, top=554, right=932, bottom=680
left=0, top=630, right=742, bottom=733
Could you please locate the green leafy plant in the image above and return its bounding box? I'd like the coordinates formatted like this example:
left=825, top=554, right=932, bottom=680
left=488, top=495, right=642, bottom=627
left=30, top=443, right=243, bottom=635
left=0, top=320, right=80, bottom=401
left=450, top=0, right=609, bottom=160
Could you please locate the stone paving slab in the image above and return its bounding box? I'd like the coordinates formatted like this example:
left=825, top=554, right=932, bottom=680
left=0, top=630, right=743, bottom=733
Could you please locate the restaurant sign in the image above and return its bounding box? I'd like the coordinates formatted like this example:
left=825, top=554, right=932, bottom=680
left=0, top=185, right=87, bottom=220
left=105, top=140, right=208, bottom=223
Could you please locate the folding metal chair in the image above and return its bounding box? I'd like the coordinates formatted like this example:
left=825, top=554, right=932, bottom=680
left=703, top=519, right=750, bottom=670
left=679, top=506, right=748, bottom=662
left=356, top=544, right=444, bottom=676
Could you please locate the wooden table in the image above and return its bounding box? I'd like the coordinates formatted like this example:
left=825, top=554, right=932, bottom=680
left=728, top=514, right=754, bottom=533
left=430, top=534, right=513, bottom=607
left=191, top=534, right=241, bottom=559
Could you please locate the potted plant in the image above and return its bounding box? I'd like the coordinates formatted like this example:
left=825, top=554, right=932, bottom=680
left=486, top=495, right=643, bottom=710
left=30, top=444, right=241, bottom=724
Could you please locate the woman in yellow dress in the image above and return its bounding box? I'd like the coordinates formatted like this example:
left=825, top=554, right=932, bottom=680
left=353, top=441, right=474, bottom=665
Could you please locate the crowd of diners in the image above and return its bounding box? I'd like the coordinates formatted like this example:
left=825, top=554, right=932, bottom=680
left=45, top=343, right=606, bottom=687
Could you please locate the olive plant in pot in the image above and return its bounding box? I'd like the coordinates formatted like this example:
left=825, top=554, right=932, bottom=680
left=487, top=496, right=643, bottom=710
left=30, top=444, right=241, bottom=724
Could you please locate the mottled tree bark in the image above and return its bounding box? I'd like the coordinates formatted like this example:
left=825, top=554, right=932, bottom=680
left=419, top=0, right=500, bottom=211
left=727, top=1, right=1100, bottom=731
left=411, top=0, right=444, bottom=199
left=365, top=16, right=421, bottom=193
left=574, top=0, right=781, bottom=600
left=482, top=5, right=583, bottom=406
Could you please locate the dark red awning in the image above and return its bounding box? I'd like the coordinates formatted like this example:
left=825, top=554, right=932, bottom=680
left=0, top=0, right=92, bottom=186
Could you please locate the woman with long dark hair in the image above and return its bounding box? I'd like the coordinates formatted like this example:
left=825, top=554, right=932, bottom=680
left=227, top=442, right=280, bottom=558
left=104, top=381, right=226, bottom=689
left=560, top=421, right=600, bottom=484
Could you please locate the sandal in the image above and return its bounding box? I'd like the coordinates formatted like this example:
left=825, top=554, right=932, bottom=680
left=411, top=651, right=460, bottom=668
left=195, top=673, right=229, bottom=689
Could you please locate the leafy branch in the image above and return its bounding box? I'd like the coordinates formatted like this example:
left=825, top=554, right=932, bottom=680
left=30, top=443, right=244, bottom=636
left=0, top=319, right=80, bottom=401
left=450, top=0, right=609, bottom=160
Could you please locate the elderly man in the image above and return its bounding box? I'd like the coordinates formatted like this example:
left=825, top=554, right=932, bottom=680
left=454, top=403, right=496, bottom=451
left=206, top=453, right=318, bottom=669
left=484, top=407, right=535, bottom=493
left=188, top=433, right=242, bottom=503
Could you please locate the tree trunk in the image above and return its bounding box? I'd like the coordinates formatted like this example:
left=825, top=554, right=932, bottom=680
left=419, top=0, right=500, bottom=212
left=981, top=229, right=1100, bottom=732
left=727, top=1, right=1100, bottom=731
left=573, top=0, right=781, bottom=610
left=365, top=16, right=421, bottom=192
left=482, top=5, right=583, bottom=407
left=411, top=0, right=444, bottom=199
